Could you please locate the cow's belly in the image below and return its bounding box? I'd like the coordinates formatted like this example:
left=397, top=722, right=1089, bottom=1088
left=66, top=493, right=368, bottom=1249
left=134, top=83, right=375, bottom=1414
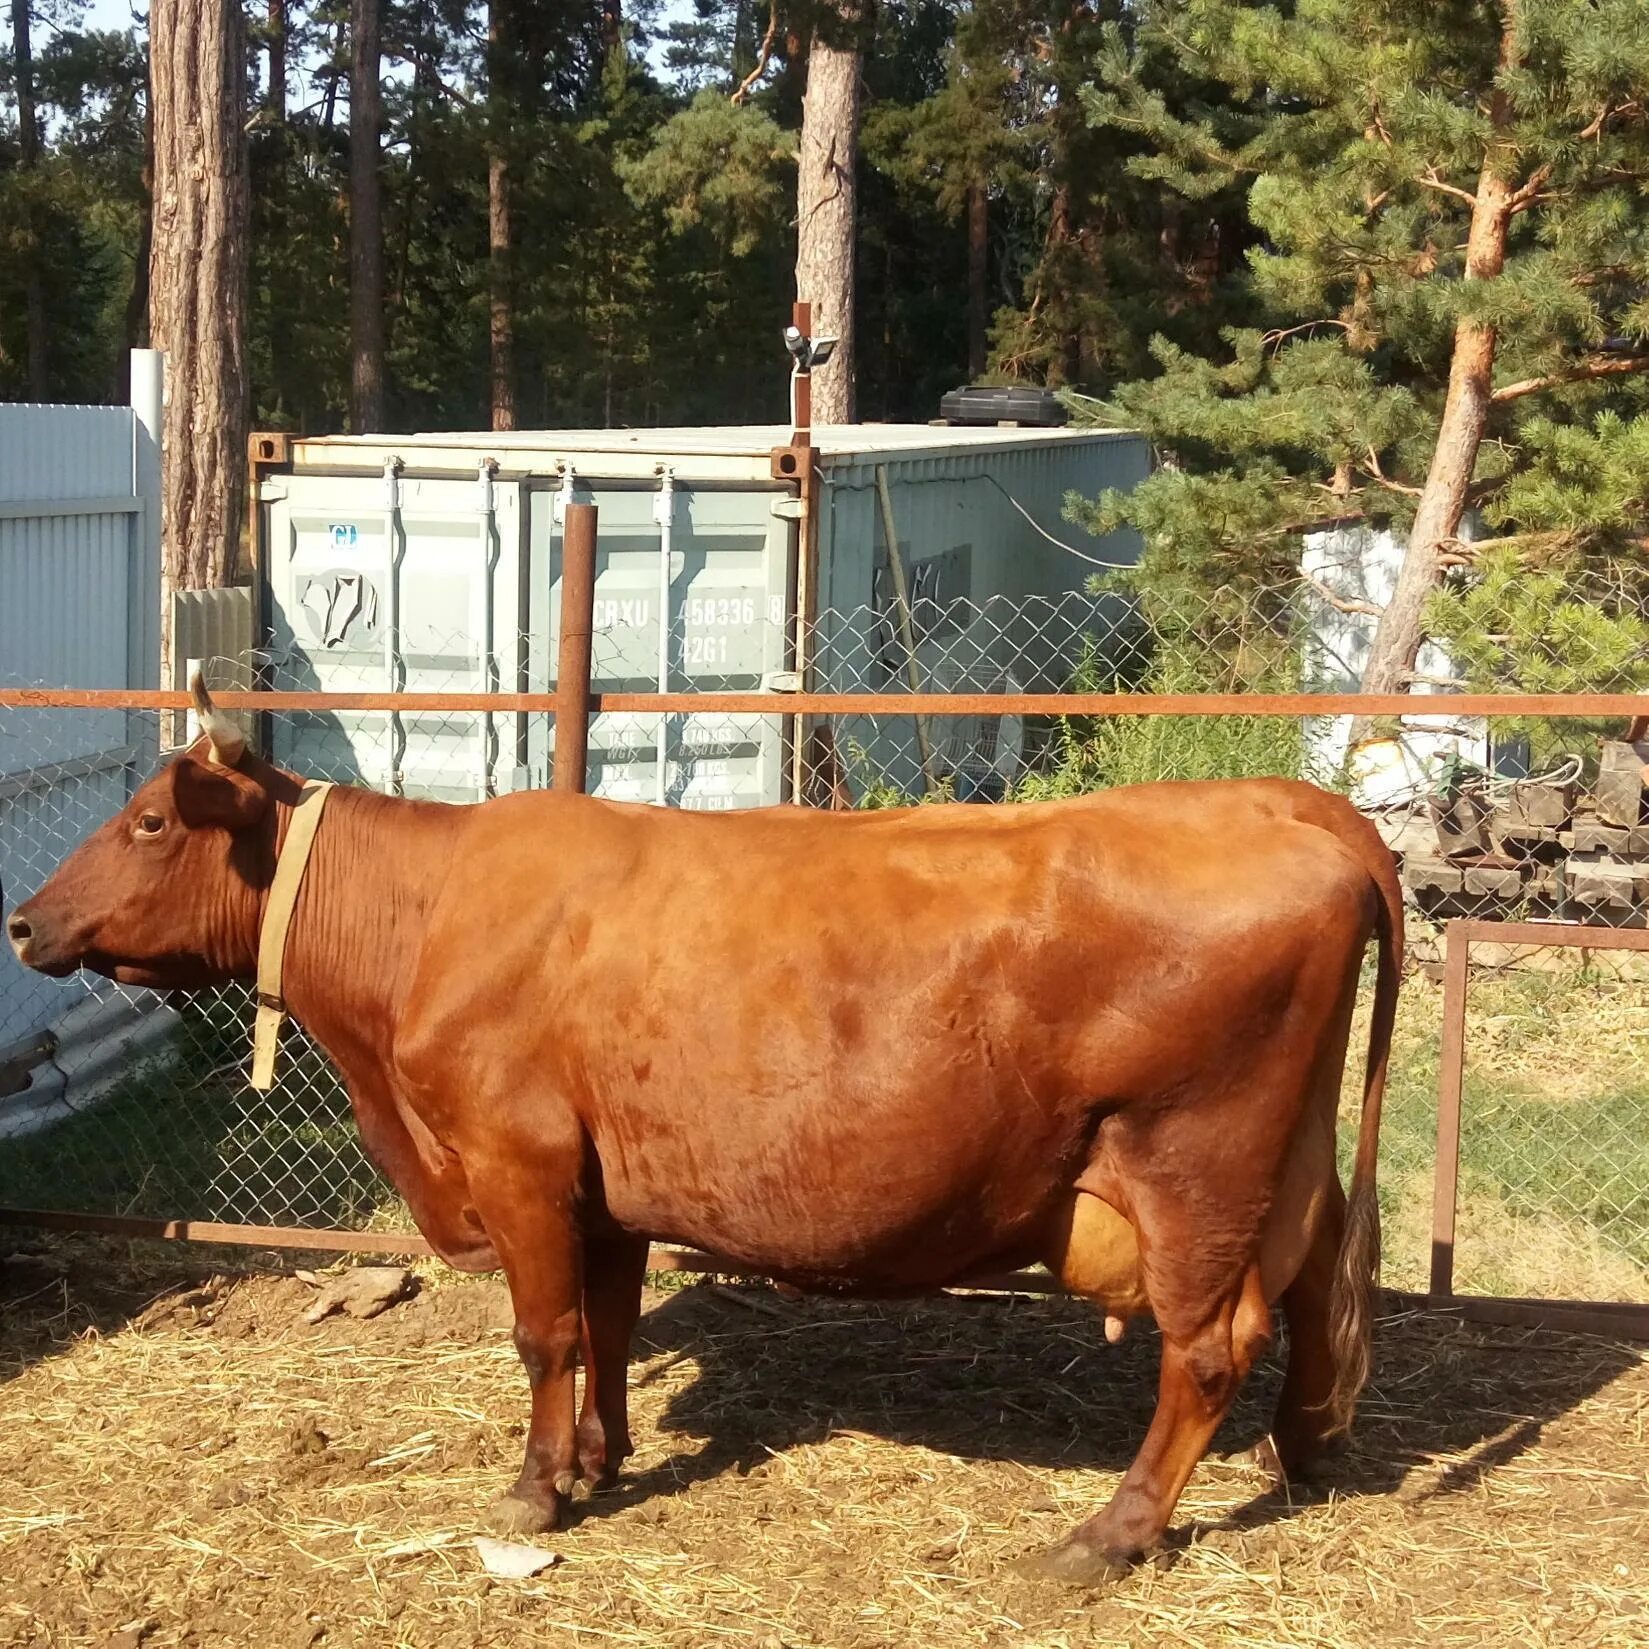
left=587, top=1084, right=1081, bottom=1289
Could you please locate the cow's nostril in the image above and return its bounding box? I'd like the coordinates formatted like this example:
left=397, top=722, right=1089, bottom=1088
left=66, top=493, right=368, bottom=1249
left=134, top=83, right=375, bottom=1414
left=6, top=913, right=32, bottom=947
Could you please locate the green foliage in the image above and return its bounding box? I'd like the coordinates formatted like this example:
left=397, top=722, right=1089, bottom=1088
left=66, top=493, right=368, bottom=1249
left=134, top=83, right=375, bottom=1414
left=1492, top=410, right=1649, bottom=547
left=845, top=737, right=956, bottom=808
left=622, top=90, right=793, bottom=257
left=1, top=0, right=982, bottom=426
left=1014, top=636, right=1323, bottom=801
left=1424, top=543, right=1649, bottom=760
left=1068, top=0, right=1649, bottom=691
left=1426, top=547, right=1649, bottom=698
left=0, top=13, right=146, bottom=402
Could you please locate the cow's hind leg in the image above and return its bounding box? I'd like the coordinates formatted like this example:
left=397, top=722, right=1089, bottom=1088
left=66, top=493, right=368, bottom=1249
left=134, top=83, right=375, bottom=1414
left=575, top=1231, right=650, bottom=1490
left=1024, top=1263, right=1273, bottom=1586
left=1258, top=1176, right=1348, bottom=1487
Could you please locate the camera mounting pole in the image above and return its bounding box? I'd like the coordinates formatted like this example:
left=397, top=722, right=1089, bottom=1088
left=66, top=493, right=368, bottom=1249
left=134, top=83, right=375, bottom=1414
left=783, top=300, right=840, bottom=445
left=787, top=299, right=813, bottom=444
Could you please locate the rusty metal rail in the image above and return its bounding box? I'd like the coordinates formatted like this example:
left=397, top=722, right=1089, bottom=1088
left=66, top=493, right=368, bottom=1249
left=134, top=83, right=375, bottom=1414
left=4, top=1202, right=1628, bottom=1331
left=4, top=688, right=1649, bottom=717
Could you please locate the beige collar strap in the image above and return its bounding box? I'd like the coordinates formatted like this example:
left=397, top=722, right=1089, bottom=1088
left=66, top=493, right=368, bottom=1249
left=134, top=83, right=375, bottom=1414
left=250, top=780, right=335, bottom=1092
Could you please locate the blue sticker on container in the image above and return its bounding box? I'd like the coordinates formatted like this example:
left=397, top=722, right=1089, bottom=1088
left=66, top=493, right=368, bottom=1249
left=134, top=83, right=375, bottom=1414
left=328, top=523, right=360, bottom=550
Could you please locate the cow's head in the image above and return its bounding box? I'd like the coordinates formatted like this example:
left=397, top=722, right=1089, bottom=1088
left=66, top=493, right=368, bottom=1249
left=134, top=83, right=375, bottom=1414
left=6, top=674, right=296, bottom=989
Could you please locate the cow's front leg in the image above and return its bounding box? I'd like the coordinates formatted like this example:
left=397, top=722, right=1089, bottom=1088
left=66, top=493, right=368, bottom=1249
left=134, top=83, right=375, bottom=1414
left=575, top=1231, right=650, bottom=1489
left=480, top=1192, right=585, bottom=1535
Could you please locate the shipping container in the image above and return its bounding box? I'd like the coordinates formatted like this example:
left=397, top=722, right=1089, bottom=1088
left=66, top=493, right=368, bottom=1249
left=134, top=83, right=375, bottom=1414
left=257, top=423, right=1149, bottom=807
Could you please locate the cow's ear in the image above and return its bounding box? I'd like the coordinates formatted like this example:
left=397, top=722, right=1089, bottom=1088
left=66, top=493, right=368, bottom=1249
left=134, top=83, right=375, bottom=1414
left=171, top=756, right=270, bottom=832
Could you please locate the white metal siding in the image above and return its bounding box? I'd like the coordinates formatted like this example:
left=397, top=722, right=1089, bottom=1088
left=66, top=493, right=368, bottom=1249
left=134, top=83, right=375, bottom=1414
left=1302, top=522, right=1494, bottom=803
left=0, top=402, right=136, bottom=505
left=1, top=374, right=164, bottom=1053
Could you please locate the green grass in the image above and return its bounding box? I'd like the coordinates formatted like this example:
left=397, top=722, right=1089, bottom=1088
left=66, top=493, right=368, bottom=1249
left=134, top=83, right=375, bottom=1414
left=1345, top=967, right=1649, bottom=1298
left=0, top=992, right=392, bottom=1228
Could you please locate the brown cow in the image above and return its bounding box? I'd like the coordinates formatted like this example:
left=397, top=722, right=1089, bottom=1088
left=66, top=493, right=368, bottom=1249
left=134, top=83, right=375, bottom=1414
left=8, top=678, right=1401, bottom=1586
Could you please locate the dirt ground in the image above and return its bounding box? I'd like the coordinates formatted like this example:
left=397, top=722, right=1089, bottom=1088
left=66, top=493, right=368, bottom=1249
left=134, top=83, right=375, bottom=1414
left=1, top=1238, right=1646, bottom=1649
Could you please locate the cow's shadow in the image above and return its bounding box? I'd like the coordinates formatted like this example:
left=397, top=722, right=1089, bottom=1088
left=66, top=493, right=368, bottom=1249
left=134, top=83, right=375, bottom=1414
left=573, top=1280, right=1641, bottom=1554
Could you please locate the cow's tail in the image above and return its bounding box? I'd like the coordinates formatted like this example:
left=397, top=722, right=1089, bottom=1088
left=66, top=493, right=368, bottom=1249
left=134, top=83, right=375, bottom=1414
left=1323, top=813, right=1404, bottom=1435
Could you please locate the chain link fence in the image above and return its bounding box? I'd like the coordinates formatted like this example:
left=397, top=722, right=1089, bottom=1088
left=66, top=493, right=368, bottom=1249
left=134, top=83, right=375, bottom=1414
left=1443, top=937, right=1649, bottom=1308
left=3, top=583, right=1648, bottom=1314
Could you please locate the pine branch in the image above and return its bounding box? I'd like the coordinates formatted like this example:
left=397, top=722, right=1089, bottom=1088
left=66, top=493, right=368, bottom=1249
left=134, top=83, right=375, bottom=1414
left=1576, top=101, right=1640, bottom=143
left=730, top=0, right=780, bottom=107
left=1507, top=162, right=1554, bottom=214
left=1298, top=568, right=1384, bottom=618
left=1491, top=354, right=1649, bottom=403
left=1261, top=319, right=1350, bottom=353
left=1362, top=446, right=1420, bottom=497
left=1416, top=167, right=1476, bottom=206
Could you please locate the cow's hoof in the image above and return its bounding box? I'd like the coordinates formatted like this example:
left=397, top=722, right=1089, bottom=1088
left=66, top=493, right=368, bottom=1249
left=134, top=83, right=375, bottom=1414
left=1250, top=1436, right=1289, bottom=1488
left=1012, top=1537, right=1134, bottom=1589
left=489, top=1489, right=560, bottom=1536
left=1251, top=1434, right=1335, bottom=1498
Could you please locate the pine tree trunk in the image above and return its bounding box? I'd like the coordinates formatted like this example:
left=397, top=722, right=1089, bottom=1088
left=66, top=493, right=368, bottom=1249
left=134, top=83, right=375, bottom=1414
left=966, top=181, right=988, bottom=380
left=12, top=0, right=48, bottom=398
left=267, top=0, right=287, bottom=118
left=795, top=2, right=861, bottom=425
left=322, top=21, right=343, bottom=133
left=116, top=101, right=155, bottom=399
left=149, top=0, right=249, bottom=677
left=1353, top=110, right=1519, bottom=723
left=486, top=0, right=515, bottom=431
left=1043, top=182, right=1078, bottom=386
left=349, top=0, right=385, bottom=431
left=488, top=150, right=515, bottom=431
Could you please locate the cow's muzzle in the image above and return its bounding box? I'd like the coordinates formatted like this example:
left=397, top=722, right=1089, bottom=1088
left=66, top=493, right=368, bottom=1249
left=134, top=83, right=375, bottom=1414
left=7, top=907, right=78, bottom=976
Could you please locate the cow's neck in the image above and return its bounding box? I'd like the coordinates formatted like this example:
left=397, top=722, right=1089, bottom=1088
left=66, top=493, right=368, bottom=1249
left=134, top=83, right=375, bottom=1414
left=273, top=785, right=462, bottom=1073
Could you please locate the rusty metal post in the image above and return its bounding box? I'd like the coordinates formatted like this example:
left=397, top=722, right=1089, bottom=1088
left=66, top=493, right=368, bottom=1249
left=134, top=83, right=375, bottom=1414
left=555, top=500, right=597, bottom=794
left=1430, top=921, right=1469, bottom=1300
left=789, top=298, right=813, bottom=444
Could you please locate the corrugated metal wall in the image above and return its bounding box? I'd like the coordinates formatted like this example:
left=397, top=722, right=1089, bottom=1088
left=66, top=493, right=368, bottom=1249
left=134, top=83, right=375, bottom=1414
left=815, top=431, right=1149, bottom=794
left=0, top=390, right=162, bottom=1053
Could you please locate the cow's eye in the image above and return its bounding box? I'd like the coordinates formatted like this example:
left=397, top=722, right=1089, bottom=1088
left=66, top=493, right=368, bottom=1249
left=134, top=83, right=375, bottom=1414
left=136, top=813, right=167, bottom=837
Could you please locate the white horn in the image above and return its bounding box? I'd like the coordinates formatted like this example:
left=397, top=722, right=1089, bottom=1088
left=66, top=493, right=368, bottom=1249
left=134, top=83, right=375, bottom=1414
left=190, top=667, right=247, bottom=767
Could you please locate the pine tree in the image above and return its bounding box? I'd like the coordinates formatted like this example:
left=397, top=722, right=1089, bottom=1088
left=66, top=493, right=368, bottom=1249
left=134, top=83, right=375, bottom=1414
left=1073, top=0, right=1649, bottom=719
left=348, top=0, right=385, bottom=429
left=795, top=0, right=866, bottom=421
left=148, top=0, right=249, bottom=656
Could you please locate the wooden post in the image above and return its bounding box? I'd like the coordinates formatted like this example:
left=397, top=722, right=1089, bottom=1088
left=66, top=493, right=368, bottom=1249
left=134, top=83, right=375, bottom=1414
left=555, top=500, right=597, bottom=794
left=874, top=464, right=935, bottom=794
left=789, top=298, right=814, bottom=445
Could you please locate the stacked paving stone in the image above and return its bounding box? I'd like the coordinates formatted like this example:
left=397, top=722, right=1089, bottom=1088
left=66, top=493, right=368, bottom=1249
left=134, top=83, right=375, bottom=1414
left=1400, top=738, right=1649, bottom=924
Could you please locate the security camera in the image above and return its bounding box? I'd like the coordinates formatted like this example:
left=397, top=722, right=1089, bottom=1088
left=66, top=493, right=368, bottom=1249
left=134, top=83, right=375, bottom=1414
left=782, top=327, right=840, bottom=372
